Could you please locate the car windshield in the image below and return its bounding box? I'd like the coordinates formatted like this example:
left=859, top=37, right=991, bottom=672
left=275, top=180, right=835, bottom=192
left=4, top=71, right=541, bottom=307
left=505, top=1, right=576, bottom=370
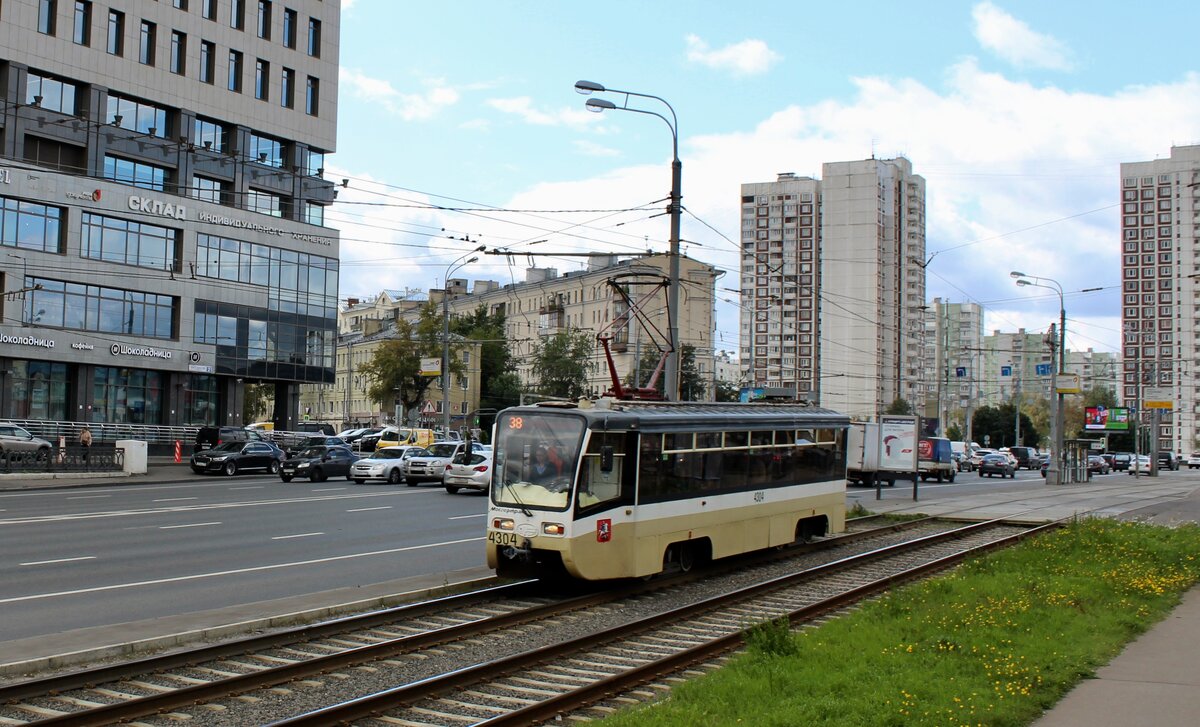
left=368, top=449, right=405, bottom=460
left=297, top=447, right=325, bottom=458
left=491, top=411, right=585, bottom=512
left=453, top=453, right=488, bottom=466
left=426, top=444, right=458, bottom=457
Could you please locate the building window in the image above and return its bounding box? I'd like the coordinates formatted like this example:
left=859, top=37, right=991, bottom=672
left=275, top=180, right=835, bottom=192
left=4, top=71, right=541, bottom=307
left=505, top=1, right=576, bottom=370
left=304, top=202, right=324, bottom=226
left=230, top=0, right=245, bottom=29
left=139, top=20, right=156, bottom=65
left=282, top=7, right=297, bottom=48
left=257, top=0, right=271, bottom=39
left=246, top=188, right=283, bottom=216
left=191, top=175, right=225, bottom=203
left=184, top=374, right=218, bottom=426
left=248, top=133, right=283, bottom=167
left=306, top=17, right=320, bottom=56
left=254, top=58, right=269, bottom=100
left=202, top=0, right=216, bottom=20
left=26, top=72, right=77, bottom=114
left=174, top=0, right=189, bottom=9
left=195, top=235, right=338, bottom=315
left=38, top=0, right=57, bottom=35
left=228, top=50, right=243, bottom=92
left=0, top=195, right=64, bottom=253
left=280, top=67, right=295, bottom=108
left=106, top=94, right=168, bottom=136
left=170, top=31, right=187, bottom=74
left=103, top=155, right=168, bottom=191
left=303, top=148, right=324, bottom=176
left=305, top=75, right=318, bottom=116
left=92, top=367, right=164, bottom=424
left=199, top=40, right=215, bottom=83
left=25, top=277, right=176, bottom=339
left=106, top=10, right=124, bottom=55
left=81, top=212, right=180, bottom=271
left=192, top=117, right=226, bottom=151
left=3, top=362, right=69, bottom=421
left=73, top=1, right=91, bottom=45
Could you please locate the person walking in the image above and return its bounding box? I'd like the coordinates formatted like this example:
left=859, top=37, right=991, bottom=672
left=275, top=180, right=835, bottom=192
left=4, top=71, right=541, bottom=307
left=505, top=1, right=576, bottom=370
left=79, top=426, right=93, bottom=463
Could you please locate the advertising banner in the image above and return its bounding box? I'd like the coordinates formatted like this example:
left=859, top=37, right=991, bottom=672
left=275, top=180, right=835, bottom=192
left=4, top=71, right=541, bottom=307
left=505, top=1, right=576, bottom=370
left=419, top=357, right=442, bottom=376
left=1084, top=406, right=1130, bottom=431
left=879, top=416, right=918, bottom=472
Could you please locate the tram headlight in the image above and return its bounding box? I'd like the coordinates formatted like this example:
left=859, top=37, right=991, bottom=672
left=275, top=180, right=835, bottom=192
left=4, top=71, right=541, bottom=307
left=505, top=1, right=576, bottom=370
left=542, top=523, right=565, bottom=536
left=492, top=517, right=515, bottom=531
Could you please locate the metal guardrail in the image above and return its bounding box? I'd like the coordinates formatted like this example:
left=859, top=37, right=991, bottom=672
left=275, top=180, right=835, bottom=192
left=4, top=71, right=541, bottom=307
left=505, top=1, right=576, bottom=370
left=0, top=446, right=124, bottom=473
left=3, top=419, right=201, bottom=447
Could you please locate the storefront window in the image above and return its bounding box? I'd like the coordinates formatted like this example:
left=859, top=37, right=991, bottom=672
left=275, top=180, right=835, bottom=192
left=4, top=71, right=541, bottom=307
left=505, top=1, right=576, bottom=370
left=5, top=361, right=69, bottom=420
left=91, top=367, right=163, bottom=424
left=183, top=374, right=218, bottom=425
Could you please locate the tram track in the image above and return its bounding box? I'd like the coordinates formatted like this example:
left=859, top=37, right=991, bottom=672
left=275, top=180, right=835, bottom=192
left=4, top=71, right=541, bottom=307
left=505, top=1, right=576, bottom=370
left=0, top=517, right=1048, bottom=726
left=0, top=516, right=936, bottom=726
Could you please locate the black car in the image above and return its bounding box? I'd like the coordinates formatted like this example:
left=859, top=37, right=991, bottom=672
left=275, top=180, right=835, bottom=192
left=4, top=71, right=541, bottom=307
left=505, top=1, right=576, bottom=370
left=1009, top=446, right=1039, bottom=470
left=191, top=441, right=283, bottom=476
left=1087, top=455, right=1111, bottom=475
left=284, top=435, right=347, bottom=459
left=1157, top=451, right=1180, bottom=471
left=978, top=453, right=1015, bottom=478
left=1111, top=453, right=1132, bottom=471
left=354, top=427, right=387, bottom=452
left=194, top=426, right=264, bottom=455
left=280, top=445, right=358, bottom=482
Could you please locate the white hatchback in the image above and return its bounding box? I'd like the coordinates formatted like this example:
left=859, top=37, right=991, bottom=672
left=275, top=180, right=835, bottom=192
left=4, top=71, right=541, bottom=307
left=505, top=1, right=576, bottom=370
left=443, top=451, right=492, bottom=494
left=1188, top=453, right=1200, bottom=470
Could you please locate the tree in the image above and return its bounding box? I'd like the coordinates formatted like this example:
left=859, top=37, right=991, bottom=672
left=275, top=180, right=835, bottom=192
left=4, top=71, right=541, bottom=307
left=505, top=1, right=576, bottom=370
left=450, top=305, right=521, bottom=411
left=885, top=398, right=914, bottom=415
left=531, top=329, right=596, bottom=400
left=243, top=383, right=273, bottom=424
left=358, top=301, right=463, bottom=419
left=971, top=403, right=1041, bottom=449
left=631, top=344, right=707, bottom=400
left=714, top=379, right=739, bottom=402
left=946, top=423, right=963, bottom=442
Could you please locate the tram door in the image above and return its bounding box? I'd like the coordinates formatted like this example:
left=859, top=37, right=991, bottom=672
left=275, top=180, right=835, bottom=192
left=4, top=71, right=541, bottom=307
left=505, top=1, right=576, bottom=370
left=570, top=431, right=637, bottom=579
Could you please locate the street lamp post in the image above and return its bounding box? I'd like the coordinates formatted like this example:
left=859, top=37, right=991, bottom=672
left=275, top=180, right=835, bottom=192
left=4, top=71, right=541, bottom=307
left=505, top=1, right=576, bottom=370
left=1011, top=272, right=1066, bottom=485
left=442, top=247, right=484, bottom=435
left=576, top=80, right=682, bottom=401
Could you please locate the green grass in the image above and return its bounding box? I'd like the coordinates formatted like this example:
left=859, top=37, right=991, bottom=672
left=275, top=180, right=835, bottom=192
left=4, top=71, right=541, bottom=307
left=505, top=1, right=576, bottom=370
left=599, top=519, right=1200, bottom=726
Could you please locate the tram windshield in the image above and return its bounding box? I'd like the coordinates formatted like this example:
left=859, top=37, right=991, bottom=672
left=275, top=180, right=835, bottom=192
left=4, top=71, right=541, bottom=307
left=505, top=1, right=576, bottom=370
left=491, top=411, right=585, bottom=511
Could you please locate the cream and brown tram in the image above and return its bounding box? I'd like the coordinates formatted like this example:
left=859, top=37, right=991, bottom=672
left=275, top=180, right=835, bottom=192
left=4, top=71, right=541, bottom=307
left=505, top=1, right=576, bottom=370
left=486, top=399, right=849, bottom=581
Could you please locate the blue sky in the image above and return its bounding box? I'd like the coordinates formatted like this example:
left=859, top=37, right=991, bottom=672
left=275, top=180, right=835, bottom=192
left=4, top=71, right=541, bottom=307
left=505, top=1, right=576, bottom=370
left=328, top=1, right=1200, bottom=358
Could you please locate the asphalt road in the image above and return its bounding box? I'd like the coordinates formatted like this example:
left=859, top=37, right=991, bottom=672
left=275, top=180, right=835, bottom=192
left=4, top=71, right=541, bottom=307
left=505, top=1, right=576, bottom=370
left=0, top=473, right=488, bottom=643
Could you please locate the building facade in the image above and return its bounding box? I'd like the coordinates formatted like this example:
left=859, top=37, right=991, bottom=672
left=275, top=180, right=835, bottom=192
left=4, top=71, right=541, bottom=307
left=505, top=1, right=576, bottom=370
left=739, top=158, right=927, bottom=418
left=0, top=0, right=339, bottom=429
left=923, top=298, right=984, bottom=437
left=1120, top=145, right=1200, bottom=453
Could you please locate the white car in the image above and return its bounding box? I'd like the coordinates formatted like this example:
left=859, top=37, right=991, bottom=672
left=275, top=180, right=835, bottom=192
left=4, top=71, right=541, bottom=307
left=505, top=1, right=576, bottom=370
left=443, top=451, right=493, bottom=494
left=349, top=445, right=424, bottom=484
left=1128, top=454, right=1152, bottom=473
left=1188, top=453, right=1200, bottom=470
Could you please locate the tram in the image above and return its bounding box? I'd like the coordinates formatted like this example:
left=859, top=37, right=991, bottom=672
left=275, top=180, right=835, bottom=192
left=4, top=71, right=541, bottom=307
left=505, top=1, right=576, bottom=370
left=486, top=399, right=850, bottom=581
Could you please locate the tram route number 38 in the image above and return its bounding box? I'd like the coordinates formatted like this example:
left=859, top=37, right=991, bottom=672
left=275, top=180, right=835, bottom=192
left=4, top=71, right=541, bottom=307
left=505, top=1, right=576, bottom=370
left=488, top=531, right=520, bottom=547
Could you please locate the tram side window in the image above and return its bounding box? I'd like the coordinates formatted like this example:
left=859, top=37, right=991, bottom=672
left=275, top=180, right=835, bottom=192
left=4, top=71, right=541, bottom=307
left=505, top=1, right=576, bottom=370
left=577, top=432, right=626, bottom=510
left=639, top=434, right=663, bottom=498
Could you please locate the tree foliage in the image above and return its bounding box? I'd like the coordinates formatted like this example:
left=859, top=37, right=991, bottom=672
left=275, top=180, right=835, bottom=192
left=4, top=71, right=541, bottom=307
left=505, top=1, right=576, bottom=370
left=358, top=301, right=463, bottom=418
left=450, top=305, right=520, bottom=411
left=971, top=403, right=1041, bottom=449
left=242, top=383, right=273, bottom=424
left=531, top=329, right=597, bottom=400
left=631, top=344, right=707, bottom=400
left=885, top=398, right=914, bottom=415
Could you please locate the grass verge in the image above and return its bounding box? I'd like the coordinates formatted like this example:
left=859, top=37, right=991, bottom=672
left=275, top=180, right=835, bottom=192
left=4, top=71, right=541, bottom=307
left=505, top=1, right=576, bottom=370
left=599, top=518, right=1200, bottom=726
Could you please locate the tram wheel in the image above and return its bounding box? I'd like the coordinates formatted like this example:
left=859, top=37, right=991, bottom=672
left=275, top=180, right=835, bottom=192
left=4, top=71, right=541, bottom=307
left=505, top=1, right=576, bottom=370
left=678, top=543, right=696, bottom=573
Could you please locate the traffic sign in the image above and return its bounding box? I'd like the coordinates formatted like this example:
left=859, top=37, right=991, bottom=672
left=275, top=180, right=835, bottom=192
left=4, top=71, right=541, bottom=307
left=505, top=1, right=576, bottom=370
left=421, top=400, right=436, bottom=414
left=1001, top=366, right=1012, bottom=377
left=1036, top=364, right=1051, bottom=376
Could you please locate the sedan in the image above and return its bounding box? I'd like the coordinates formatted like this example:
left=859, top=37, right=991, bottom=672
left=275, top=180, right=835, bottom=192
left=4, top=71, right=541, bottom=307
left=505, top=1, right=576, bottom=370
left=978, top=453, right=1015, bottom=478
left=1128, top=454, right=1152, bottom=474
left=280, top=445, right=358, bottom=482
left=443, top=451, right=492, bottom=494
left=1087, top=455, right=1111, bottom=475
left=191, top=441, right=283, bottom=476
left=350, top=445, right=424, bottom=484
left=403, top=442, right=460, bottom=485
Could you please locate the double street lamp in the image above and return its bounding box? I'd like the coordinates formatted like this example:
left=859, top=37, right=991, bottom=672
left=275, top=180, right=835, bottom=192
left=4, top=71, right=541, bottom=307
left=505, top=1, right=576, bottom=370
left=575, top=79, right=682, bottom=401
left=1011, top=271, right=1066, bottom=485
left=443, top=247, right=484, bottom=434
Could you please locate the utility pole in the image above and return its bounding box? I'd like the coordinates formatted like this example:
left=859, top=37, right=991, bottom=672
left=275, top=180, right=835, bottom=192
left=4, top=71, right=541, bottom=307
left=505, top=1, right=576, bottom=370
left=1013, top=365, right=1021, bottom=447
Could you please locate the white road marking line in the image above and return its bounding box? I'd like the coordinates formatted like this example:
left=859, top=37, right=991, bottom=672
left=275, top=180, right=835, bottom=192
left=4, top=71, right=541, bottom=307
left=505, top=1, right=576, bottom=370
left=160, top=522, right=222, bottom=530
left=312, top=488, right=346, bottom=492
left=448, top=513, right=486, bottom=520
left=1, top=537, right=482, bottom=604
left=346, top=506, right=392, bottom=512
left=67, top=495, right=111, bottom=500
left=271, top=532, right=324, bottom=540
left=20, top=556, right=96, bottom=566
left=153, top=497, right=199, bottom=502
left=229, top=486, right=264, bottom=490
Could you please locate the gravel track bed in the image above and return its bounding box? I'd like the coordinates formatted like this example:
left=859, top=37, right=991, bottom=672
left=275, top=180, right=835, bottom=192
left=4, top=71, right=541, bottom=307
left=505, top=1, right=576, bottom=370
left=139, top=521, right=961, bottom=726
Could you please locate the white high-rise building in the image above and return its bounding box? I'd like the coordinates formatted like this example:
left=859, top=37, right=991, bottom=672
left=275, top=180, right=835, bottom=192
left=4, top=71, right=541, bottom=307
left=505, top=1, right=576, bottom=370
left=739, top=158, right=926, bottom=418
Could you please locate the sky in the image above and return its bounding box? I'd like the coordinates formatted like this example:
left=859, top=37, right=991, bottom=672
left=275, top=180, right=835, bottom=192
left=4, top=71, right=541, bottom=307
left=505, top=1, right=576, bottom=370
left=327, top=0, right=1200, bottom=361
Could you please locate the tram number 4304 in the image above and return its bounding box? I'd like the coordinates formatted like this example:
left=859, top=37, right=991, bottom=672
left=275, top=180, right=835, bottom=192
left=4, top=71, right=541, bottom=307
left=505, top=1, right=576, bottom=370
left=488, top=531, right=521, bottom=547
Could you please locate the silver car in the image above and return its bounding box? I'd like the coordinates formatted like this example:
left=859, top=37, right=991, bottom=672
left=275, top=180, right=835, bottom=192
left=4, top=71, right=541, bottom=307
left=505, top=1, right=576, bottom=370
left=0, top=423, right=53, bottom=458
left=443, top=451, right=492, bottom=494
left=349, top=445, right=424, bottom=484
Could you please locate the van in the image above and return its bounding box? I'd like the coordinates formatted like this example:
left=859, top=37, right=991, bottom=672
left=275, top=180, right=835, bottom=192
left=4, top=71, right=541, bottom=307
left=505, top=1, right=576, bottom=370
left=917, top=437, right=956, bottom=482
left=376, top=427, right=435, bottom=450
left=246, top=421, right=274, bottom=431
left=194, top=426, right=264, bottom=454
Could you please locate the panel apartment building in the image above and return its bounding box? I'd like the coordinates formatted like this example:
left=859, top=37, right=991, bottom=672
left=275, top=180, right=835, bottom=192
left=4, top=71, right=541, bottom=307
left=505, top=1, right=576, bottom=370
left=739, top=158, right=927, bottom=419
left=0, top=0, right=339, bottom=430
left=1120, top=145, right=1200, bottom=453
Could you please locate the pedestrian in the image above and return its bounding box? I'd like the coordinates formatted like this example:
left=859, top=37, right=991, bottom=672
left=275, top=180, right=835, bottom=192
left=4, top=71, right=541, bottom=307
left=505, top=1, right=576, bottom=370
left=79, top=426, right=93, bottom=462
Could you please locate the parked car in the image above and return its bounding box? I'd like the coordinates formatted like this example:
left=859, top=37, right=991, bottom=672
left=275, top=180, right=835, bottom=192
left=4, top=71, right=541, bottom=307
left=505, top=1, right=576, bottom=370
left=1157, top=451, right=1180, bottom=471
left=191, top=441, right=283, bottom=476
left=0, top=423, right=53, bottom=458
left=285, top=435, right=346, bottom=459
left=403, top=442, right=461, bottom=485
left=1087, top=455, right=1111, bottom=475
left=1188, top=452, right=1200, bottom=470
left=280, top=445, right=358, bottom=482
left=443, top=451, right=493, bottom=494
left=194, top=426, right=264, bottom=455
left=349, top=445, right=425, bottom=484
left=1111, top=452, right=1132, bottom=471
left=978, top=453, right=1015, bottom=478
left=1009, top=446, right=1040, bottom=470
left=355, top=427, right=388, bottom=452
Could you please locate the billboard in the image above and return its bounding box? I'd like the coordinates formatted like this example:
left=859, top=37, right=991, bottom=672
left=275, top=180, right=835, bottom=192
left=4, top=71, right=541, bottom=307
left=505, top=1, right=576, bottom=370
left=1084, top=406, right=1130, bottom=431
left=419, top=357, right=442, bottom=376
left=879, top=415, right=918, bottom=471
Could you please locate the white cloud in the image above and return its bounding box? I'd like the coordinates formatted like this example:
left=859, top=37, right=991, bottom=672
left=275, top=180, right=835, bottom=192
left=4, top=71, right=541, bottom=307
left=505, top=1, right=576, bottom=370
left=572, top=140, right=621, bottom=157
left=486, top=96, right=602, bottom=130
left=684, top=34, right=782, bottom=76
left=339, top=68, right=460, bottom=121
left=972, top=2, right=1072, bottom=71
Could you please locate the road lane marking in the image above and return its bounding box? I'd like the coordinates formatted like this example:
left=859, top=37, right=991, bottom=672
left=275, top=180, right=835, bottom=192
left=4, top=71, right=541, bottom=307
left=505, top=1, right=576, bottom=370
left=153, top=497, right=199, bottom=502
left=312, top=488, right=346, bottom=492
left=448, top=513, right=486, bottom=520
left=20, top=556, right=96, bottom=566
left=67, top=495, right=111, bottom=500
left=272, top=532, right=324, bottom=540
left=229, top=486, right=264, bottom=491
left=160, top=522, right=222, bottom=530
left=0, top=536, right=483, bottom=605
left=347, top=506, right=392, bottom=512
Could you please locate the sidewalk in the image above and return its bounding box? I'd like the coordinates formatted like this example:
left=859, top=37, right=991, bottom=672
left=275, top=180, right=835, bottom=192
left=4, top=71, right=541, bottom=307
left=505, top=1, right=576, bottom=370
left=0, top=458, right=197, bottom=490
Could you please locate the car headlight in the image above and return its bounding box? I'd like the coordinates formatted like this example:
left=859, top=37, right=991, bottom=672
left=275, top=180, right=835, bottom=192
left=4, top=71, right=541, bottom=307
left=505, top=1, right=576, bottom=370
left=298, top=462, right=310, bottom=469
left=211, top=455, right=229, bottom=461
